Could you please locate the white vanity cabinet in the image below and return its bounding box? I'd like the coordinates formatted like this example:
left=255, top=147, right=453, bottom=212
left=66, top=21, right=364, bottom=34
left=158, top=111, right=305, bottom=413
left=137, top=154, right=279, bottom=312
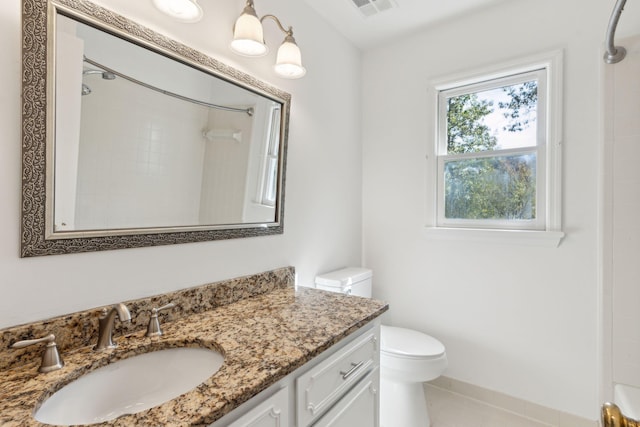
left=225, top=387, right=290, bottom=427
left=210, top=320, right=380, bottom=427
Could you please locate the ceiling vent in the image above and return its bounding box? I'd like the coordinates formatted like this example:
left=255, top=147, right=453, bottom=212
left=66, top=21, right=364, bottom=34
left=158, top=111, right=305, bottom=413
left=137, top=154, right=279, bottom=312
left=350, top=0, right=397, bottom=18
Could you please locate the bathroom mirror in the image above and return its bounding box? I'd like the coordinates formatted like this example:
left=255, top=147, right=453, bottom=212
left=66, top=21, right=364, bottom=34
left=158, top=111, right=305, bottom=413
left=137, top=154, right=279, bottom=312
left=21, top=0, right=290, bottom=257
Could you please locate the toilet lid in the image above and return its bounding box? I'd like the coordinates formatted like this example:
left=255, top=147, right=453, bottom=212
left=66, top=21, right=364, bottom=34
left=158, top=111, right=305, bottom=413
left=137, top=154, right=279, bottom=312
left=380, top=325, right=445, bottom=358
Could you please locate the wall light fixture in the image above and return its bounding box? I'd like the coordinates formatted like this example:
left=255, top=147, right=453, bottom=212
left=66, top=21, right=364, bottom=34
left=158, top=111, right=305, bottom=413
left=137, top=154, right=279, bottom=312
left=152, top=0, right=203, bottom=23
left=230, top=0, right=306, bottom=79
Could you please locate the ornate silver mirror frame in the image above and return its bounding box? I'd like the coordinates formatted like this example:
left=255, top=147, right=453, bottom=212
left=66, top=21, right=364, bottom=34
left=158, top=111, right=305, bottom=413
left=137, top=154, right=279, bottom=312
left=21, top=0, right=290, bottom=257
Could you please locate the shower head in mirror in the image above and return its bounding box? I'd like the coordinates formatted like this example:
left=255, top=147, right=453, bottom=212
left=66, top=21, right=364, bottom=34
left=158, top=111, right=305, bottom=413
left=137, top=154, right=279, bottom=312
left=83, top=69, right=116, bottom=80
left=81, top=68, right=116, bottom=95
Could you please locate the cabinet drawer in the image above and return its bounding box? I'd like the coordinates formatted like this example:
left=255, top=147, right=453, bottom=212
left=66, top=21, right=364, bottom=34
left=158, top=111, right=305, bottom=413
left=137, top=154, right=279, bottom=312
left=296, top=329, right=379, bottom=426
left=311, top=368, right=379, bottom=427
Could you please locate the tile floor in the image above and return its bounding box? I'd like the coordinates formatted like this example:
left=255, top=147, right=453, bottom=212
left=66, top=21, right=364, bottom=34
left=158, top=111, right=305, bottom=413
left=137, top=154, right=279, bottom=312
left=424, top=384, right=552, bottom=427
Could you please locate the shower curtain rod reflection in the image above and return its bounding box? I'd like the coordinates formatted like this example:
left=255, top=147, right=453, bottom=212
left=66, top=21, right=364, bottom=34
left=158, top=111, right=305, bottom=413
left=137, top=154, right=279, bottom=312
left=604, top=0, right=628, bottom=64
left=82, top=56, right=254, bottom=116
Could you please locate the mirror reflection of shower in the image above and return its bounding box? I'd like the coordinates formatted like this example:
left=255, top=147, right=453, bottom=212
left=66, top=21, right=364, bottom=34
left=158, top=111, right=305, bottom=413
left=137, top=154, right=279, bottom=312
left=81, top=68, right=116, bottom=96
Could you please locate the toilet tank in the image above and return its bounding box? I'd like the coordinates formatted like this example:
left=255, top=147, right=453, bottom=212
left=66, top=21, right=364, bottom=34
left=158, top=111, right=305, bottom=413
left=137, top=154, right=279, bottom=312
left=315, top=267, right=372, bottom=298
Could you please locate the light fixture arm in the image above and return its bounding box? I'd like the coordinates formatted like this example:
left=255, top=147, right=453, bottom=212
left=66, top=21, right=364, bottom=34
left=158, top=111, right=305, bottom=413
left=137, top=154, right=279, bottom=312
left=260, top=14, right=293, bottom=38
left=260, top=14, right=300, bottom=62
left=242, top=0, right=293, bottom=36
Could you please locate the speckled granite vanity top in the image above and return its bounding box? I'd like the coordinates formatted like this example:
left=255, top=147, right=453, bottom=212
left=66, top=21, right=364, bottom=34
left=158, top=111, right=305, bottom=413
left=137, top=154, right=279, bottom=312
left=0, top=267, right=388, bottom=426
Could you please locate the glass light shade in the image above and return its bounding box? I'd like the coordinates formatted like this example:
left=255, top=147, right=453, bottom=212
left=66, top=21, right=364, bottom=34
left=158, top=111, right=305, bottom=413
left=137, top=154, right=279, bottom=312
left=230, top=13, right=268, bottom=57
left=274, top=38, right=306, bottom=79
left=152, top=0, right=203, bottom=23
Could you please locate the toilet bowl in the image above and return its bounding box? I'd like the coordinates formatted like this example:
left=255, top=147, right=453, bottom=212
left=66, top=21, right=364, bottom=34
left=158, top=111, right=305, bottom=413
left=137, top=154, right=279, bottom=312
left=380, top=325, right=447, bottom=427
left=315, top=268, right=448, bottom=427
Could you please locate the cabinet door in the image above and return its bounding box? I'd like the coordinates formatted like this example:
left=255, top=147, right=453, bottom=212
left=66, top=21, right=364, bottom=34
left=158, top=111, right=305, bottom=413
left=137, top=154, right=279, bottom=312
left=226, top=387, right=289, bottom=427
left=312, top=368, right=379, bottom=427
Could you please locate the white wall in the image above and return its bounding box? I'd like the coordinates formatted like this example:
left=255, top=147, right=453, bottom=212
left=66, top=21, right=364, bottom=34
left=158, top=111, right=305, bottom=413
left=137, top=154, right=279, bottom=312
left=362, top=0, right=640, bottom=421
left=0, top=0, right=362, bottom=328
left=604, top=34, right=640, bottom=393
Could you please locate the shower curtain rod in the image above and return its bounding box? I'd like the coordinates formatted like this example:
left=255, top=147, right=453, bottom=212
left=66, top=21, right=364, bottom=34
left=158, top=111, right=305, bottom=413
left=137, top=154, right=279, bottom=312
left=604, top=0, right=628, bottom=64
left=82, top=56, right=254, bottom=116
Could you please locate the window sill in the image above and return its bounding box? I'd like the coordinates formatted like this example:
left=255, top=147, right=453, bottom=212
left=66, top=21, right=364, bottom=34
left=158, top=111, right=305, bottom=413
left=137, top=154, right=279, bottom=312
left=423, top=227, right=565, bottom=247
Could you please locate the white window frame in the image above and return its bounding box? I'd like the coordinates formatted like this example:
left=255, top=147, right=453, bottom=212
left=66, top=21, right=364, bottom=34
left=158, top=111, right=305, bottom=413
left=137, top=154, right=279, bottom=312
left=425, top=51, right=564, bottom=247
left=256, top=103, right=281, bottom=207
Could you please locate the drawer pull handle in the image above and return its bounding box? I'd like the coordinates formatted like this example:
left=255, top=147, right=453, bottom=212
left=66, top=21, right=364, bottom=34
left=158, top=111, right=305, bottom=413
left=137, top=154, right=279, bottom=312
left=340, top=361, right=364, bottom=380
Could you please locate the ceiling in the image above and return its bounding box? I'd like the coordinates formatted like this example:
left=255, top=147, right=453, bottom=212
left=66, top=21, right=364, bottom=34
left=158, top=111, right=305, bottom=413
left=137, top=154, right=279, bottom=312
left=301, top=0, right=508, bottom=50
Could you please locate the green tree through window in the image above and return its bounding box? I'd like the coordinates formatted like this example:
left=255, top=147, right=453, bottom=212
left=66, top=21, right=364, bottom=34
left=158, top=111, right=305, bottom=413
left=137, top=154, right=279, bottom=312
left=443, top=81, right=538, bottom=222
left=446, top=94, right=497, bottom=153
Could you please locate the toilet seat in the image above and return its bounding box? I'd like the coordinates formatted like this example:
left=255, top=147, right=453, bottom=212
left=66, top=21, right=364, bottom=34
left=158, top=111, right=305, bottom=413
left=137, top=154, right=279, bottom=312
left=380, top=325, right=445, bottom=360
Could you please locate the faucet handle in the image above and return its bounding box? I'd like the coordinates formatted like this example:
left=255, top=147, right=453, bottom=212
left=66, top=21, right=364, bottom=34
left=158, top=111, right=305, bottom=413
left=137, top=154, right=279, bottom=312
left=12, top=334, right=64, bottom=373
left=146, top=303, right=176, bottom=337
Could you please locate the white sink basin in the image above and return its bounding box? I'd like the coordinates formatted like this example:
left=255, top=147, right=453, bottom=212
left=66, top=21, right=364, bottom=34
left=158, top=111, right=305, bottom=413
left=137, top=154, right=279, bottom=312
left=34, top=347, right=224, bottom=425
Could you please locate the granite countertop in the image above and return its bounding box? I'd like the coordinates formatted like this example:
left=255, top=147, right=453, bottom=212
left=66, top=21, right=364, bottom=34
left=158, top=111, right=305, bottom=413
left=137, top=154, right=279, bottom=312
left=0, top=286, right=388, bottom=426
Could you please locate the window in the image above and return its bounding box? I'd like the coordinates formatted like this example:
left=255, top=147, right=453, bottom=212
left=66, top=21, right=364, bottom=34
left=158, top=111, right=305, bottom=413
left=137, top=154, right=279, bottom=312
left=428, top=52, right=563, bottom=245
left=257, top=104, right=281, bottom=207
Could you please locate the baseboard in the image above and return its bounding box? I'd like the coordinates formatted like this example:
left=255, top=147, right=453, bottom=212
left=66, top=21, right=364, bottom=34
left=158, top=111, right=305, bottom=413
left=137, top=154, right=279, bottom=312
left=426, top=376, right=598, bottom=427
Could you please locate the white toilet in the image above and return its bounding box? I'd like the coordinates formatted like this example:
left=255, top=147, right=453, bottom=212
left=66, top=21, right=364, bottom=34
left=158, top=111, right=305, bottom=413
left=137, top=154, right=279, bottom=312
left=315, top=267, right=447, bottom=427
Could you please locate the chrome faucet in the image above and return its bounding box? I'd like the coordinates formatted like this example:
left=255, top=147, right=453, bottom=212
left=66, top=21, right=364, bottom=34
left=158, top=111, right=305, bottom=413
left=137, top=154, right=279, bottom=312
left=95, top=303, right=131, bottom=350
